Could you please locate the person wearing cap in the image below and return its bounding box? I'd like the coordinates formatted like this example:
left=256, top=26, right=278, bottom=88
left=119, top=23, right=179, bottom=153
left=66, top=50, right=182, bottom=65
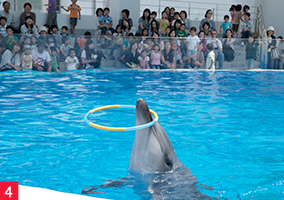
left=21, top=45, right=34, bottom=71
left=38, top=26, right=48, bottom=44
left=266, top=26, right=277, bottom=69
left=31, top=42, right=52, bottom=72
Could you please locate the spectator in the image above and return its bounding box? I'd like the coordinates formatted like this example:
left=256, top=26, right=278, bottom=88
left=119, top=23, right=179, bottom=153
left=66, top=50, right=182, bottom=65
left=184, top=41, right=205, bottom=69
left=198, top=30, right=208, bottom=57
left=4, top=25, right=18, bottom=50
left=152, top=31, right=164, bottom=51
left=60, top=37, right=73, bottom=60
left=19, top=3, right=37, bottom=29
left=119, top=33, right=135, bottom=60
left=159, top=11, right=169, bottom=35
left=161, top=40, right=175, bottom=69
left=162, top=27, right=171, bottom=37
left=171, top=12, right=180, bottom=28
left=61, top=0, right=81, bottom=35
left=109, top=25, right=123, bottom=60
left=220, top=15, right=231, bottom=37
left=60, top=26, right=70, bottom=38
left=180, top=10, right=192, bottom=34
left=186, top=27, right=200, bottom=68
left=31, top=41, right=52, bottom=72
left=0, top=41, right=21, bottom=71
left=168, top=7, right=175, bottom=23
left=241, top=12, right=254, bottom=45
left=122, top=19, right=135, bottom=37
left=23, top=36, right=31, bottom=46
left=148, top=20, right=162, bottom=37
left=78, top=31, right=91, bottom=50
left=138, top=50, right=150, bottom=69
left=45, top=0, right=58, bottom=27
left=207, top=29, right=224, bottom=69
left=150, top=11, right=158, bottom=23
left=240, top=5, right=250, bottom=22
left=43, top=24, right=50, bottom=34
left=229, top=5, right=236, bottom=27
left=38, top=26, right=48, bottom=44
left=164, top=7, right=170, bottom=16
left=150, top=44, right=162, bottom=69
left=0, top=16, right=7, bottom=36
left=65, top=48, right=79, bottom=70
left=206, top=43, right=215, bottom=70
left=245, top=35, right=264, bottom=70
left=49, top=46, right=60, bottom=72
left=20, top=16, right=38, bottom=40
left=81, top=39, right=100, bottom=69
left=73, top=36, right=81, bottom=56
left=200, top=10, right=216, bottom=32
left=232, top=4, right=242, bottom=38
left=94, top=8, right=103, bottom=35
left=266, top=26, right=276, bottom=69
left=21, top=45, right=34, bottom=71
left=0, top=1, right=15, bottom=28
left=30, top=35, right=38, bottom=50
left=142, top=28, right=149, bottom=41
left=98, top=7, right=115, bottom=46
left=138, top=8, right=151, bottom=34
left=222, top=29, right=235, bottom=62
left=173, top=19, right=182, bottom=32
left=118, top=9, right=133, bottom=27
left=50, top=25, right=61, bottom=46
left=123, top=42, right=139, bottom=68
left=202, top=22, right=210, bottom=36
left=176, top=24, right=187, bottom=38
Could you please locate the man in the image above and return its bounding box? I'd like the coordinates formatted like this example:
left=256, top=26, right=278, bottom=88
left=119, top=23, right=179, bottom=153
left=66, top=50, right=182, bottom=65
left=0, top=1, right=15, bottom=27
left=206, top=29, right=224, bottom=69
left=31, top=42, right=52, bottom=72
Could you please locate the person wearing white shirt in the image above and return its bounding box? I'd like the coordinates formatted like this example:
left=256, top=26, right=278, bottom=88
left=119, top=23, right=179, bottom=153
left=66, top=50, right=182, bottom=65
left=186, top=27, right=200, bottom=68
left=206, top=29, right=224, bottom=69
left=31, top=42, right=52, bottom=71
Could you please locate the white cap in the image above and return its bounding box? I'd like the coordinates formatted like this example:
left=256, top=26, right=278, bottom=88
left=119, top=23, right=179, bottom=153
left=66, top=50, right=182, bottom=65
left=267, top=26, right=275, bottom=32
left=38, top=26, right=48, bottom=33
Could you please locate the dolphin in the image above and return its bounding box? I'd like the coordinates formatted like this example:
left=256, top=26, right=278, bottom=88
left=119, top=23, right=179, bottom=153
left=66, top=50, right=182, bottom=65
left=82, top=99, right=213, bottom=199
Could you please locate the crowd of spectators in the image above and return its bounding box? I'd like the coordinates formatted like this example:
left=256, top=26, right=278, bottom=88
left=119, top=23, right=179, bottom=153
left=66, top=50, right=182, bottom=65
left=0, top=1, right=283, bottom=72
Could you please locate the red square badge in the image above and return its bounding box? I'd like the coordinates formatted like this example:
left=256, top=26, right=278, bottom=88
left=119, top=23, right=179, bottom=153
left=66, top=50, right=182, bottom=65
left=0, top=182, right=18, bottom=200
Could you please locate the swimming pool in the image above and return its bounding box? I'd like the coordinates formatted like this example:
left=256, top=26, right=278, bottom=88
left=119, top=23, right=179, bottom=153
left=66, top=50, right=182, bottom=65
left=0, top=70, right=284, bottom=199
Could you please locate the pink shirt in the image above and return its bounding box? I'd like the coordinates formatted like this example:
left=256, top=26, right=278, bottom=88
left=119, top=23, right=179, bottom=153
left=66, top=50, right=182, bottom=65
left=151, top=51, right=161, bottom=65
left=230, top=11, right=234, bottom=25
left=138, top=56, right=150, bottom=69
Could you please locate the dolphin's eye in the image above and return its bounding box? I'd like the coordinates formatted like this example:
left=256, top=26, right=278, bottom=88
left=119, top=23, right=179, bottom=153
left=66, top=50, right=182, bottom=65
left=165, top=157, right=172, bottom=167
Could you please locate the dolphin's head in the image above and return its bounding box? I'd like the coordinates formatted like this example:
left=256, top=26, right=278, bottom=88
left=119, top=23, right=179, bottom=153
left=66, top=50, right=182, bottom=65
left=128, top=99, right=178, bottom=174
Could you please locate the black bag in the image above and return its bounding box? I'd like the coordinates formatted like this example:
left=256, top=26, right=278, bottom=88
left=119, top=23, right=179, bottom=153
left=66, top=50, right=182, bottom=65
left=223, top=43, right=235, bottom=62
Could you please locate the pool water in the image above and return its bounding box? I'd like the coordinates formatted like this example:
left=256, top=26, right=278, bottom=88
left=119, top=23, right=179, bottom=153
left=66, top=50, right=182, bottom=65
left=0, top=70, right=284, bottom=200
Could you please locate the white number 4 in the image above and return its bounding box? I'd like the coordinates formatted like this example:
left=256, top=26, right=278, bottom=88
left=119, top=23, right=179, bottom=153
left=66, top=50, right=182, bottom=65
left=5, top=186, right=13, bottom=198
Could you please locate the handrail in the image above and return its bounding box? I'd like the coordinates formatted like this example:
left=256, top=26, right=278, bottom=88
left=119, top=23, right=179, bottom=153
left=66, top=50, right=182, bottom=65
left=256, top=4, right=266, bottom=39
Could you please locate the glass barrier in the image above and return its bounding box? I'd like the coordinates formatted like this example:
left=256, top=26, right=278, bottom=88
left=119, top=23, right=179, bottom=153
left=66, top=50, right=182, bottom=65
left=0, top=33, right=282, bottom=72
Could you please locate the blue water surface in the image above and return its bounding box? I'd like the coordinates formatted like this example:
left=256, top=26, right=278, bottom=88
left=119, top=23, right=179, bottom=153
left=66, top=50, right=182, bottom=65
left=0, top=70, right=284, bottom=200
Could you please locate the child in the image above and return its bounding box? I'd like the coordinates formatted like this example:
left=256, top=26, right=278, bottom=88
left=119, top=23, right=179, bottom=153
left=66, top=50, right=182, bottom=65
left=4, top=26, right=18, bottom=50
left=60, top=26, right=70, bottom=37
left=30, top=35, right=38, bottom=50
left=144, top=37, right=154, bottom=55
left=23, top=36, right=31, bottom=46
left=109, top=25, right=123, bottom=60
left=21, top=45, right=34, bottom=71
left=150, top=44, right=162, bottom=69
left=0, top=16, right=7, bottom=36
left=176, top=24, right=187, bottom=38
left=159, top=11, right=169, bottom=35
left=65, top=48, right=79, bottom=70
left=229, top=5, right=236, bottom=27
left=206, top=43, right=215, bottom=70
left=220, top=15, right=231, bottom=37
left=245, top=35, right=264, bottom=69
left=232, top=4, right=242, bottom=38
left=162, top=27, right=171, bottom=38
left=49, top=46, right=59, bottom=71
left=60, top=37, right=73, bottom=60
left=78, top=31, right=91, bottom=50
left=138, top=50, right=150, bottom=69
left=171, top=12, right=180, bottom=28
left=240, top=5, right=250, bottom=22
left=151, top=11, right=158, bottom=21
left=241, top=12, right=254, bottom=45
left=46, top=35, right=57, bottom=49
left=168, top=7, right=175, bottom=23
left=50, top=25, right=61, bottom=46
left=186, top=27, right=200, bottom=66
left=43, top=24, right=50, bottom=34
left=98, top=7, right=115, bottom=46
left=61, top=0, right=81, bottom=35
left=142, top=28, right=149, bottom=41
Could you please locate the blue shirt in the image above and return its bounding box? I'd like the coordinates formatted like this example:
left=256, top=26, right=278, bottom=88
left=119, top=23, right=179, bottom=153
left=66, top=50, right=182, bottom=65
left=99, top=15, right=112, bottom=24
left=221, top=22, right=231, bottom=34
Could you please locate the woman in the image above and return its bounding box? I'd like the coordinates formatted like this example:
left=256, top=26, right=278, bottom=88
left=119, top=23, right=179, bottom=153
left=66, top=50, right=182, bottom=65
left=20, top=16, right=38, bottom=41
left=19, top=3, right=37, bottom=29
left=266, top=26, right=277, bottom=69
left=118, top=9, right=133, bottom=27
left=173, top=19, right=182, bottom=32
left=202, top=22, right=210, bottom=36
left=148, top=20, right=162, bottom=37
left=180, top=10, right=192, bottom=33
left=161, top=40, right=175, bottom=69
left=123, top=42, right=139, bottom=68
left=199, top=10, right=216, bottom=32
left=94, top=8, right=103, bottom=35
left=198, top=30, right=208, bottom=57
left=122, top=19, right=135, bottom=37
left=138, top=8, right=151, bottom=34
left=222, top=29, right=235, bottom=62
left=81, top=39, right=100, bottom=69
left=0, top=41, right=21, bottom=71
left=152, top=31, right=164, bottom=51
